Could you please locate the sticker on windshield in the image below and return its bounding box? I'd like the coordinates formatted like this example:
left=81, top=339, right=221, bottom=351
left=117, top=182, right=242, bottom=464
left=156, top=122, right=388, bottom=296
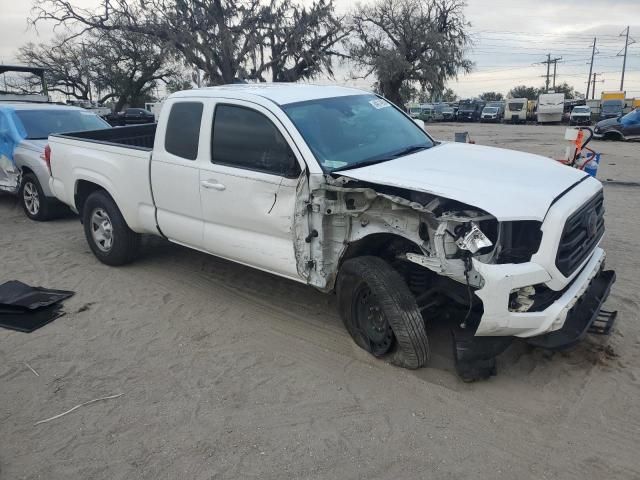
left=323, top=160, right=349, bottom=169
left=369, top=99, right=391, bottom=110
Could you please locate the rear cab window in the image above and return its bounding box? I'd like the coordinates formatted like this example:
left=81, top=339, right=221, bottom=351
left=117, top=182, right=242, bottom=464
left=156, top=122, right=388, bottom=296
left=164, top=102, right=204, bottom=160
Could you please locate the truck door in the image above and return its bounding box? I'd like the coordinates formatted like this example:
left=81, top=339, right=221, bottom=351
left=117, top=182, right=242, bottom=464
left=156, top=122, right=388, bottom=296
left=198, top=101, right=305, bottom=280
left=150, top=100, right=206, bottom=249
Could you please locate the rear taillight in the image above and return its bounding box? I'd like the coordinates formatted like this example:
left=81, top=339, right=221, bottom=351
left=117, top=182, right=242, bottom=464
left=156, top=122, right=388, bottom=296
left=41, top=144, right=52, bottom=175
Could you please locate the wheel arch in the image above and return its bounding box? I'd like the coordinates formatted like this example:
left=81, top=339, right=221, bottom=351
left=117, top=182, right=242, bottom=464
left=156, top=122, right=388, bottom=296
left=339, top=232, right=423, bottom=268
left=604, top=130, right=625, bottom=141
left=74, top=179, right=114, bottom=220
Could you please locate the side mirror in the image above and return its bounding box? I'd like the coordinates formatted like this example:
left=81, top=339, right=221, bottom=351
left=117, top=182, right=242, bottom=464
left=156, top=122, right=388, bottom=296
left=413, top=119, right=425, bottom=130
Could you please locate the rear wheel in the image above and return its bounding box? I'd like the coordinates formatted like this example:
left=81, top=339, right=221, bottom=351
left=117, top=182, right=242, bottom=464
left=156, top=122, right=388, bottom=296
left=20, top=173, right=52, bottom=221
left=337, top=256, right=430, bottom=369
left=82, top=190, right=140, bottom=265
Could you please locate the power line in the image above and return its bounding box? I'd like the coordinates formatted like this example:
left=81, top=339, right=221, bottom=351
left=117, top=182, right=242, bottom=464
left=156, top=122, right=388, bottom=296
left=539, top=54, right=562, bottom=92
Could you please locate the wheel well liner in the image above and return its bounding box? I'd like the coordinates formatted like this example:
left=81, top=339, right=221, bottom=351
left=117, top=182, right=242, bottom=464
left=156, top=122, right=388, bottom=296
left=339, top=233, right=422, bottom=266
left=75, top=180, right=109, bottom=217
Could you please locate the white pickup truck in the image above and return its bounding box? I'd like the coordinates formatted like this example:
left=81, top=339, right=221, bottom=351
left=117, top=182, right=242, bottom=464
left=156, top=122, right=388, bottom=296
left=47, top=84, right=616, bottom=379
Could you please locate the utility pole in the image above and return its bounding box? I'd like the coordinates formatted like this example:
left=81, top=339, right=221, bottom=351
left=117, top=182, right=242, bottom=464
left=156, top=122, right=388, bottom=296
left=591, top=72, right=604, bottom=100
left=541, top=54, right=563, bottom=92
left=586, top=37, right=597, bottom=99
left=618, top=26, right=636, bottom=91
left=545, top=54, right=551, bottom=92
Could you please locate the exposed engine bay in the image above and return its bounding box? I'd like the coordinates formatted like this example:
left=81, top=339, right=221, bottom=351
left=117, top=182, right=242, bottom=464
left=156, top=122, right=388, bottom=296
left=296, top=175, right=542, bottom=313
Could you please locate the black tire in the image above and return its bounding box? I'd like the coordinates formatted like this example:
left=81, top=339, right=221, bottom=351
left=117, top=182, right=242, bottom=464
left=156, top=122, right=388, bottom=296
left=337, top=256, right=430, bottom=369
left=604, top=132, right=623, bottom=142
left=19, top=173, right=52, bottom=221
left=82, top=190, right=140, bottom=266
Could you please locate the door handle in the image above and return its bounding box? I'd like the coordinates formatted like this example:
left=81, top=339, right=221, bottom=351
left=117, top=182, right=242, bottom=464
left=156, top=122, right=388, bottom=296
left=201, top=180, right=226, bottom=191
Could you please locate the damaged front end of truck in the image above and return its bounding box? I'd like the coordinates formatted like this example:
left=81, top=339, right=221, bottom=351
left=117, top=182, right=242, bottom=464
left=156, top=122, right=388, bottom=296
left=293, top=171, right=616, bottom=380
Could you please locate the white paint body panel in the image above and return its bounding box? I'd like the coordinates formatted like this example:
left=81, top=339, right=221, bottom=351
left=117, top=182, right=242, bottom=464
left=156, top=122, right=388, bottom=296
left=338, top=142, right=590, bottom=221
left=48, top=84, right=610, bottom=340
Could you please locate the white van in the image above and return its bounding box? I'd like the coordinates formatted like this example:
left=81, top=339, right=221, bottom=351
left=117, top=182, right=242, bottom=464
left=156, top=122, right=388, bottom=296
left=537, top=93, right=565, bottom=123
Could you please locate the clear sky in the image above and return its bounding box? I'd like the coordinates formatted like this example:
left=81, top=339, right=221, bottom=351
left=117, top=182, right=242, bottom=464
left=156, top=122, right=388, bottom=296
left=1, top=0, right=639, bottom=99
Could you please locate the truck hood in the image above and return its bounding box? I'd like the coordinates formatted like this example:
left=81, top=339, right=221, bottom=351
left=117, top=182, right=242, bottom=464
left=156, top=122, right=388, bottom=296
left=336, top=143, right=588, bottom=221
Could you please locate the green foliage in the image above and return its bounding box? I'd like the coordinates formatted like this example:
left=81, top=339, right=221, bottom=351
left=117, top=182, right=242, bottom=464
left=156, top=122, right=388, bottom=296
left=479, top=91, right=503, bottom=101
left=348, top=0, right=472, bottom=107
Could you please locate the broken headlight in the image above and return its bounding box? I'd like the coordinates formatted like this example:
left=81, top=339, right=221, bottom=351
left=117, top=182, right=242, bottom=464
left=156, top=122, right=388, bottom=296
left=455, top=222, right=493, bottom=253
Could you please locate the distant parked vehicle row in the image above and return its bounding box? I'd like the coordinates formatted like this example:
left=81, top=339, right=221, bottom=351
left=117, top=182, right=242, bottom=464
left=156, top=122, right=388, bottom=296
left=106, top=108, right=156, bottom=126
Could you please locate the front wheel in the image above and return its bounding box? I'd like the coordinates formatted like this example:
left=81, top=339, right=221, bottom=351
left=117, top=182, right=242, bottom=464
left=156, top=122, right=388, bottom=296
left=82, top=190, right=140, bottom=266
left=337, top=256, right=430, bottom=369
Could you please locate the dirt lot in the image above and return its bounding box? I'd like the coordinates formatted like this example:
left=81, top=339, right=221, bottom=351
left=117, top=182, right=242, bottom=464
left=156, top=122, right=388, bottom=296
left=1, top=123, right=639, bottom=479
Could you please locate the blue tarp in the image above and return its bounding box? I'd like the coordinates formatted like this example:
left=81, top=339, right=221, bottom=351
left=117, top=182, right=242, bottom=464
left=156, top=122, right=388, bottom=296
left=0, top=107, right=27, bottom=191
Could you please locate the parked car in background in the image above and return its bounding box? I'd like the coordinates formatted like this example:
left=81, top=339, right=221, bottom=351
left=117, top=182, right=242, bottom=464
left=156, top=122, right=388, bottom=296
left=66, top=99, right=111, bottom=119
left=441, top=105, right=457, bottom=121
left=107, top=108, right=156, bottom=126
left=570, top=105, right=592, bottom=126
left=407, top=103, right=422, bottom=118
left=47, top=84, right=616, bottom=379
left=0, top=103, right=111, bottom=220
left=593, top=107, right=640, bottom=141
left=432, top=103, right=446, bottom=121
left=458, top=99, right=485, bottom=121
left=480, top=106, right=502, bottom=122
left=537, top=93, right=565, bottom=123
left=599, top=99, right=625, bottom=121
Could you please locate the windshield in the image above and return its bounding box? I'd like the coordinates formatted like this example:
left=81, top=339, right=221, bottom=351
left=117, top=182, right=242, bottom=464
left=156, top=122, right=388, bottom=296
left=508, top=102, right=524, bottom=111
left=483, top=107, right=498, bottom=113
left=573, top=107, right=589, bottom=113
left=14, top=109, right=110, bottom=140
left=620, top=108, right=640, bottom=125
left=602, top=101, right=623, bottom=113
left=409, top=107, right=422, bottom=114
left=283, top=94, right=434, bottom=172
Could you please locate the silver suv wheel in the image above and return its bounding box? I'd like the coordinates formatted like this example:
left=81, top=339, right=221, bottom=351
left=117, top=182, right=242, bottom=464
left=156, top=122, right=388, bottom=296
left=23, top=181, right=40, bottom=215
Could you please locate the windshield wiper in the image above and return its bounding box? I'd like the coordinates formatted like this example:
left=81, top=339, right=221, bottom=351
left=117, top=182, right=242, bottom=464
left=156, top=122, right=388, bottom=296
left=331, top=157, right=396, bottom=173
left=390, top=144, right=431, bottom=158
left=331, top=143, right=431, bottom=173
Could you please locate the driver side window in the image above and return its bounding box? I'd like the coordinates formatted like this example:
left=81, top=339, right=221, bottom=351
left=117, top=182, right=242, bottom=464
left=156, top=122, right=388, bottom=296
left=211, top=104, right=301, bottom=178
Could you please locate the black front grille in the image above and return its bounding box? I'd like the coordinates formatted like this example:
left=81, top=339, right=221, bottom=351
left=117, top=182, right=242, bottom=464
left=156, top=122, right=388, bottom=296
left=556, top=191, right=605, bottom=276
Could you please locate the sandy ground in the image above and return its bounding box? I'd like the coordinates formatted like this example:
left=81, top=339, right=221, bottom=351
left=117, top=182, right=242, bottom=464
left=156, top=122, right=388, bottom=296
left=1, top=123, right=639, bottom=479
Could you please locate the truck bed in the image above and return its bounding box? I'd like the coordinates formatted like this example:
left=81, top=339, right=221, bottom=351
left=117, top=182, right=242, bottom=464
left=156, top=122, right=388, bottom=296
left=48, top=123, right=157, bottom=235
left=55, top=124, right=156, bottom=150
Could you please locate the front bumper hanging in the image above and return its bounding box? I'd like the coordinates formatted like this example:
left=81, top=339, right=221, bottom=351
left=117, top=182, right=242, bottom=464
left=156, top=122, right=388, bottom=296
left=526, top=269, right=616, bottom=350
left=452, top=268, right=617, bottom=381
